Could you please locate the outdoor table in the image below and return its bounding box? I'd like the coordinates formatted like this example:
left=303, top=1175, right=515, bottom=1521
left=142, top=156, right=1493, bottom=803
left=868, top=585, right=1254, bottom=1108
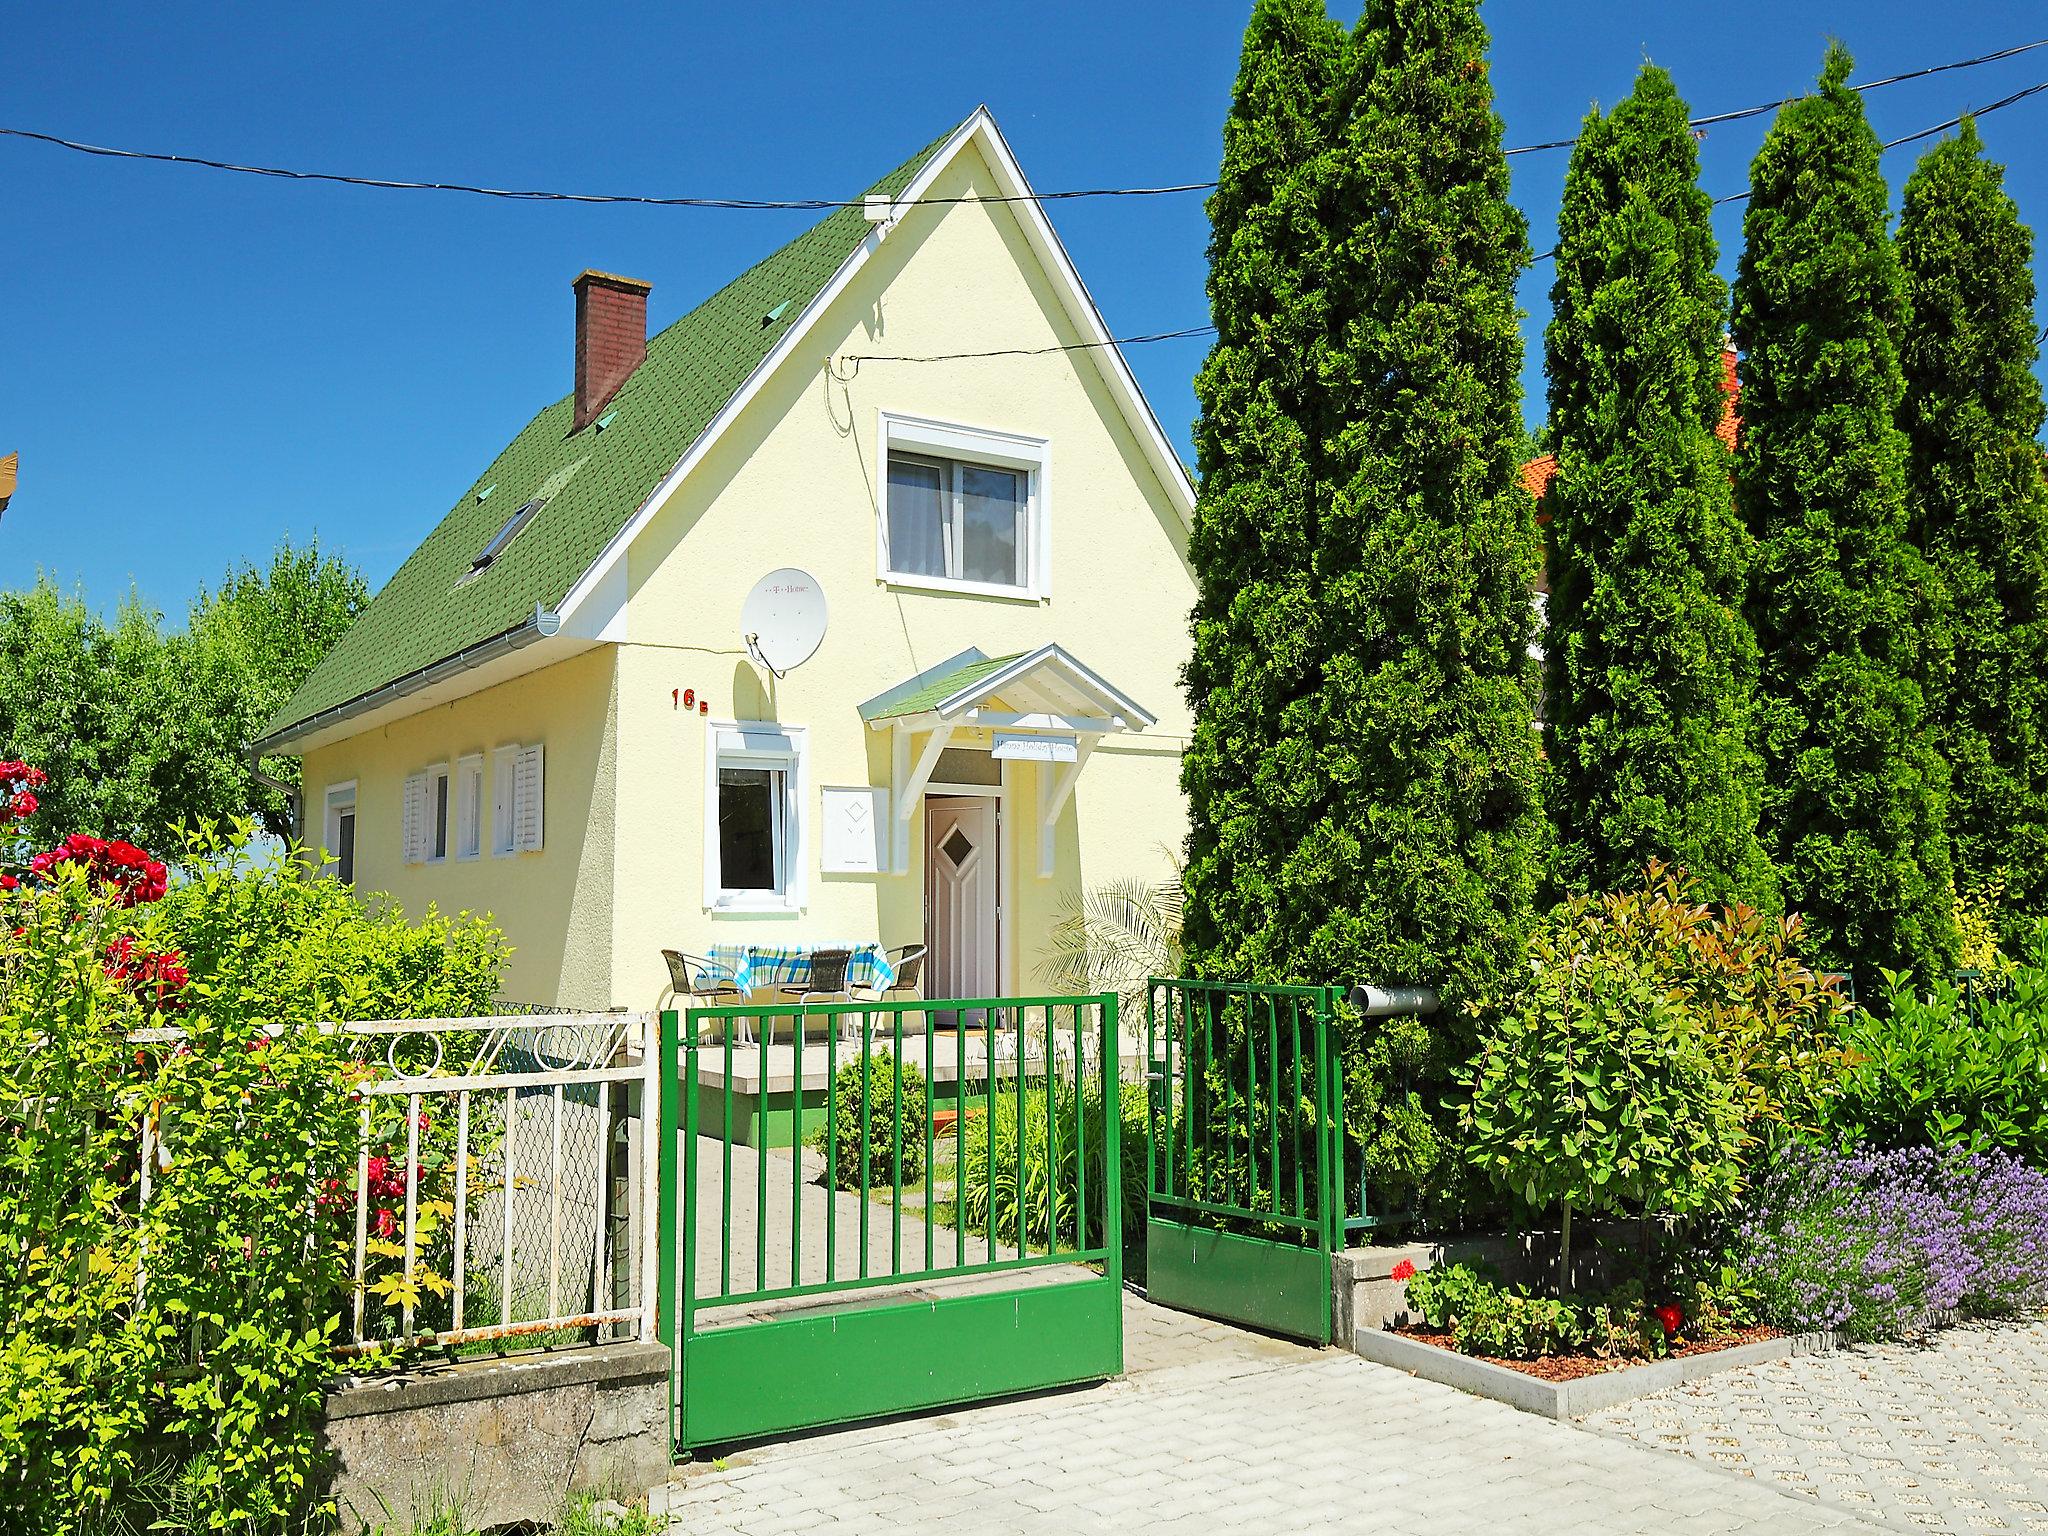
left=704, top=942, right=897, bottom=995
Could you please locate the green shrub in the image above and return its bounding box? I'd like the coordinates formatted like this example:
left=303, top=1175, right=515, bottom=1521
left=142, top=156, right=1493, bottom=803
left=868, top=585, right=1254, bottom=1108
left=1824, top=932, right=2048, bottom=1160
left=956, top=1073, right=1146, bottom=1259
left=1401, top=1260, right=1752, bottom=1360
left=813, top=1050, right=928, bottom=1192
left=1464, top=905, right=1746, bottom=1266
left=0, top=823, right=508, bottom=1535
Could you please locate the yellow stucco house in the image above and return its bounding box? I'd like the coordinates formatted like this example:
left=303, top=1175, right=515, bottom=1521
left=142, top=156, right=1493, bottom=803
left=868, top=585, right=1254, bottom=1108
left=256, top=109, right=1197, bottom=1012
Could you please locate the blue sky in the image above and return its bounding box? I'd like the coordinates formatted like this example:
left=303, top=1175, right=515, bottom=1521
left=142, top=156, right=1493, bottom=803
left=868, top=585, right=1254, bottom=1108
left=6, top=1, right=2047, bottom=616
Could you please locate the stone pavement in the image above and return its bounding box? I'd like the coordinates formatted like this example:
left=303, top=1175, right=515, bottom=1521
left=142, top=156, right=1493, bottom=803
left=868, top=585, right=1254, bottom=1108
left=1586, top=1318, right=2048, bottom=1534
left=655, top=1293, right=1894, bottom=1535
left=692, top=1139, right=1021, bottom=1301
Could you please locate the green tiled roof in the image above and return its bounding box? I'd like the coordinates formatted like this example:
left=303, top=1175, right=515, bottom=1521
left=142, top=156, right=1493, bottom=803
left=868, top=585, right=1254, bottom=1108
left=859, top=651, right=1024, bottom=721
left=260, top=121, right=963, bottom=746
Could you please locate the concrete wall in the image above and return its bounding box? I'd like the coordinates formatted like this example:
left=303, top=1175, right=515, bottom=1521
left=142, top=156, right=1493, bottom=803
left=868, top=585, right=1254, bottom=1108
left=299, top=646, right=621, bottom=1009
left=323, top=1343, right=668, bottom=1532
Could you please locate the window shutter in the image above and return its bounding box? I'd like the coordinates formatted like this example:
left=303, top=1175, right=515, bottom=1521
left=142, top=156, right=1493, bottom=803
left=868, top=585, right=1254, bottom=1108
left=513, top=744, right=544, bottom=852
left=401, top=772, right=427, bottom=863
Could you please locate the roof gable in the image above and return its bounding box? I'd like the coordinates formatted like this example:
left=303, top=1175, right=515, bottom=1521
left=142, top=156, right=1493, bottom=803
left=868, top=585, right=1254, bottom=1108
left=260, top=123, right=958, bottom=745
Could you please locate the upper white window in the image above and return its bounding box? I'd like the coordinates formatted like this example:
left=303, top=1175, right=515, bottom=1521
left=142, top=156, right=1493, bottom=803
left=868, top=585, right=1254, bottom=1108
left=878, top=414, right=1048, bottom=599
left=402, top=764, right=451, bottom=864
left=455, top=754, right=484, bottom=860
left=492, top=743, right=544, bottom=856
left=704, top=723, right=807, bottom=912
left=323, top=782, right=357, bottom=885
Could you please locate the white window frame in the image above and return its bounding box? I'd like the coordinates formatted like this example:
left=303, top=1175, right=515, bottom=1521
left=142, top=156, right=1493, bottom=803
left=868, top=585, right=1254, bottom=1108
left=454, top=754, right=484, bottom=861
left=704, top=721, right=808, bottom=914
left=491, top=745, right=519, bottom=857
left=876, top=412, right=1050, bottom=601
left=323, top=781, right=357, bottom=884
left=424, top=763, right=451, bottom=863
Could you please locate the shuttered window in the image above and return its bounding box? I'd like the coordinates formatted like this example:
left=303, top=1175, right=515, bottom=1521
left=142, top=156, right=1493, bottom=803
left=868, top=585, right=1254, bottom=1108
left=512, top=744, right=544, bottom=853
left=402, top=766, right=451, bottom=863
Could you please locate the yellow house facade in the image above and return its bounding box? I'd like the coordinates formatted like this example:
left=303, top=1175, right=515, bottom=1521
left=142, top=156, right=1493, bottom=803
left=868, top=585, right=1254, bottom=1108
left=258, top=110, right=1196, bottom=1013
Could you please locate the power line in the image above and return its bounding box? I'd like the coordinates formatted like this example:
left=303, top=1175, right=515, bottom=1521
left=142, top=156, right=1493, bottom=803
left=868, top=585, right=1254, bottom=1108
left=862, top=74, right=2048, bottom=365
left=1532, top=76, right=2048, bottom=262
left=843, top=325, right=1217, bottom=365
left=3, top=38, right=2042, bottom=212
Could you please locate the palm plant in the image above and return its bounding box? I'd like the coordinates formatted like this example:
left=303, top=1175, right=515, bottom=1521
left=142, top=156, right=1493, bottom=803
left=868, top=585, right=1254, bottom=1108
left=1039, top=849, right=1185, bottom=1020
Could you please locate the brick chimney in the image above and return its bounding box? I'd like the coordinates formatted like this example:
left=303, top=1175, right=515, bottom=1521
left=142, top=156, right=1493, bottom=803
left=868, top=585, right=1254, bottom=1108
left=572, top=270, right=651, bottom=432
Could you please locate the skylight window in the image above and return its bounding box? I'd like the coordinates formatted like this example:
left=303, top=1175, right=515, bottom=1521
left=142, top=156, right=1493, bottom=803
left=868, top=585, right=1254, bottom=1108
left=466, top=497, right=544, bottom=578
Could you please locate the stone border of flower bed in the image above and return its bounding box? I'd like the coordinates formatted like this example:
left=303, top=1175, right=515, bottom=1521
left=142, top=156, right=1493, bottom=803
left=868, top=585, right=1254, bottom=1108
left=1349, top=1324, right=1837, bottom=1419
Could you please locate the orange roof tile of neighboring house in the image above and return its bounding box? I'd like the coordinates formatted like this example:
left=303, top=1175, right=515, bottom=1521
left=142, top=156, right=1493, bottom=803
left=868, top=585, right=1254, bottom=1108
left=1519, top=345, right=1742, bottom=504
left=1519, top=452, right=1558, bottom=501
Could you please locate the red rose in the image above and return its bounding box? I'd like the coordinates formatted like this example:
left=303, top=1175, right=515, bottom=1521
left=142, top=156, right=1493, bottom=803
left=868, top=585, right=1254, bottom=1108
left=374, top=1208, right=397, bottom=1239
left=1654, top=1303, right=1683, bottom=1337
left=1391, top=1259, right=1417, bottom=1283
left=0, top=875, right=16, bottom=892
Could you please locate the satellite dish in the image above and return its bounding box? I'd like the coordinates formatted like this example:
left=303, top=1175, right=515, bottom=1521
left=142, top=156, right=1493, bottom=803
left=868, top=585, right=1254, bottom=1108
left=741, top=567, right=828, bottom=677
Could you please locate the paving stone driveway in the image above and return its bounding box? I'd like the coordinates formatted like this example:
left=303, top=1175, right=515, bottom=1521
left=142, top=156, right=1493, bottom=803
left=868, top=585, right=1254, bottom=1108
left=655, top=1294, right=1892, bottom=1535
left=1586, top=1318, right=2048, bottom=1534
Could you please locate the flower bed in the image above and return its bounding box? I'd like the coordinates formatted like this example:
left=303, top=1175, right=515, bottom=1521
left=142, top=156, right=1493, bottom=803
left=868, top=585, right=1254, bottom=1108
left=1736, top=1144, right=2048, bottom=1340
left=1396, top=1321, right=1782, bottom=1382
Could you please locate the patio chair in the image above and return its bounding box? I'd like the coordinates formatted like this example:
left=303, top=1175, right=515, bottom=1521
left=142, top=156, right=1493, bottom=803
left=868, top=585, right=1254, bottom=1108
left=661, top=949, right=750, bottom=1045
left=853, top=943, right=926, bottom=1002
left=777, top=948, right=853, bottom=1048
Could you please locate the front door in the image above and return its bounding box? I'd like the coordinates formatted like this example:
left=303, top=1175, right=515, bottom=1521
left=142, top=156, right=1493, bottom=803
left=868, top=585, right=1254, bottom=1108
left=924, top=795, right=998, bottom=1006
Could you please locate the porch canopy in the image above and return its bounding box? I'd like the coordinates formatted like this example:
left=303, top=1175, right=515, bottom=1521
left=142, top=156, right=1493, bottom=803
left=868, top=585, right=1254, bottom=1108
left=859, top=644, right=1155, bottom=875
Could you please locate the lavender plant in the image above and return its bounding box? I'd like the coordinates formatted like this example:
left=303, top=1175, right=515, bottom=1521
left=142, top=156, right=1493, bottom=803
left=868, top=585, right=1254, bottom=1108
left=1736, top=1144, right=2048, bottom=1340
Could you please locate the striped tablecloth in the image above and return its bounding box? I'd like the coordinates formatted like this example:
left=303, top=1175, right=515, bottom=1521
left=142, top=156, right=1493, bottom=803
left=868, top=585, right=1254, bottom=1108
left=705, top=943, right=897, bottom=993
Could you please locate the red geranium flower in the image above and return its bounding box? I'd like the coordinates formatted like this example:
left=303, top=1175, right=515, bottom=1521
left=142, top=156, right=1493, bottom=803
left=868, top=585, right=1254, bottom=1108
left=1391, top=1259, right=1417, bottom=1283
left=1654, top=1303, right=1683, bottom=1337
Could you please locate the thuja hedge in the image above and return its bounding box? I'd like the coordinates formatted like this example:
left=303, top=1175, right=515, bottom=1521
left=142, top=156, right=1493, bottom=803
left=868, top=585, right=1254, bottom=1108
left=0, top=822, right=504, bottom=1535
left=1184, top=0, right=1542, bottom=1219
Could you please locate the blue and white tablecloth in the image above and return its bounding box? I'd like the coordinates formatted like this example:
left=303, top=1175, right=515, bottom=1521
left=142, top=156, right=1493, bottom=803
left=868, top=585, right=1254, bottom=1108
left=704, top=943, right=897, bottom=993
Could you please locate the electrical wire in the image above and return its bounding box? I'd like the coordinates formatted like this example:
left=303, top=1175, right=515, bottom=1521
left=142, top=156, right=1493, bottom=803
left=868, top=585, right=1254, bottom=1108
left=1531, top=76, right=2048, bottom=262
left=843, top=325, right=1216, bottom=364
left=2, top=38, right=2042, bottom=212
left=856, top=76, right=2048, bottom=360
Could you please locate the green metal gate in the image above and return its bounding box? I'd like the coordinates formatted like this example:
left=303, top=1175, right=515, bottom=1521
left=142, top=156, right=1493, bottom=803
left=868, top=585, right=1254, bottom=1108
left=657, top=994, right=1124, bottom=1451
left=1144, top=979, right=1344, bottom=1344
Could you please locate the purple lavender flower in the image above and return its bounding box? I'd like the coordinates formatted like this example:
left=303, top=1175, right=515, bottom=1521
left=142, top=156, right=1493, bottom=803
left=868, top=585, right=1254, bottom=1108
left=1734, top=1144, right=2048, bottom=1341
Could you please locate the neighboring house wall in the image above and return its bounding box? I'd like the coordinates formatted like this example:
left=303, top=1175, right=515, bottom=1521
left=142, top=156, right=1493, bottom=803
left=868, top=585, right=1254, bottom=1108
left=606, top=138, right=1193, bottom=1010
left=299, top=647, right=620, bottom=1007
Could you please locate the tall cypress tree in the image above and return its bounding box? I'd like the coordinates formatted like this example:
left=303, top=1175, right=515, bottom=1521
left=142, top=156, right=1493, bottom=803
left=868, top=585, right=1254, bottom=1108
left=1733, top=45, right=1955, bottom=976
left=1543, top=65, right=1772, bottom=902
left=1181, top=0, right=1344, bottom=981
left=1897, top=120, right=2048, bottom=934
left=1305, top=0, right=1544, bottom=1001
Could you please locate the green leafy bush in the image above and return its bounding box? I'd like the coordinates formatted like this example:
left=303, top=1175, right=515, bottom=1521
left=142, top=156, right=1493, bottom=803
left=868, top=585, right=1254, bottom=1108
left=1824, top=934, right=2048, bottom=1160
left=956, top=1073, right=1146, bottom=1259
left=1402, top=1260, right=1751, bottom=1360
left=1464, top=911, right=1746, bottom=1255
left=0, top=822, right=507, bottom=1534
left=814, top=1050, right=928, bottom=1192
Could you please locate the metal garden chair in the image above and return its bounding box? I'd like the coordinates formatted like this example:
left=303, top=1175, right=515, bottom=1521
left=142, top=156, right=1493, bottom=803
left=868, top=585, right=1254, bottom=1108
left=778, top=947, right=853, bottom=1049
left=662, top=949, right=751, bottom=1045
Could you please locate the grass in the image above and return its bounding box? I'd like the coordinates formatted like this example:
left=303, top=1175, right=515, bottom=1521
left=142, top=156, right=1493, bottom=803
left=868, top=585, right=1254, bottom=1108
left=371, top=1490, right=664, bottom=1536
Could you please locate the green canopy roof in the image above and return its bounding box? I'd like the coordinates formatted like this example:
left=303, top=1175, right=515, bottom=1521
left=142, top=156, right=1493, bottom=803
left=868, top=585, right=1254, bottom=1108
left=260, top=120, right=962, bottom=747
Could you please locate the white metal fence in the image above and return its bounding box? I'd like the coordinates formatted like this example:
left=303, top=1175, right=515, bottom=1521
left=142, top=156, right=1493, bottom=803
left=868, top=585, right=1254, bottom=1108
left=134, top=1009, right=659, bottom=1360
left=334, top=1011, right=658, bottom=1356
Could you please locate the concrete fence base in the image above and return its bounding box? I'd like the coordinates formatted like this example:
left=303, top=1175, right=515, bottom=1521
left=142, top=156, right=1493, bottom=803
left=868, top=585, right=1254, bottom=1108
left=323, top=1342, right=669, bottom=1532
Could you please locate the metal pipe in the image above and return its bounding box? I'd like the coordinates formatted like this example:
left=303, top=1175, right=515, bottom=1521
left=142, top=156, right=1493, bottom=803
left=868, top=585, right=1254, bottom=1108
left=1348, top=983, right=1441, bottom=1017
